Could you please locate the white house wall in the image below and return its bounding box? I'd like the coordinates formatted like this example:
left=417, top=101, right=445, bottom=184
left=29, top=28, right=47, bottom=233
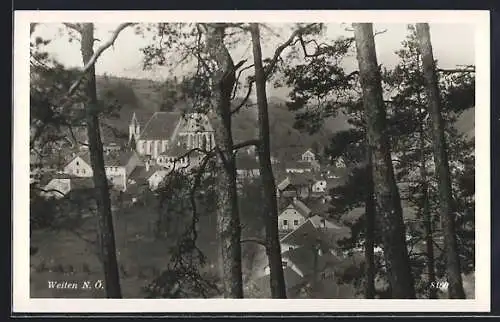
left=63, top=157, right=93, bottom=177
left=312, top=180, right=327, bottom=193
left=278, top=208, right=306, bottom=231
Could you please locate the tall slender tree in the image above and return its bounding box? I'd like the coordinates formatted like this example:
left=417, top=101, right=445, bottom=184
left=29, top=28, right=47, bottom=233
left=364, top=147, right=376, bottom=299
left=249, top=23, right=287, bottom=298
left=78, top=23, right=122, bottom=298
left=203, top=23, right=244, bottom=298
left=353, top=23, right=416, bottom=298
left=415, top=23, right=465, bottom=299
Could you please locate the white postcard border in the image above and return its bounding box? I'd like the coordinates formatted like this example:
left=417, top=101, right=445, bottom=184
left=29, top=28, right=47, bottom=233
left=13, top=10, right=491, bottom=313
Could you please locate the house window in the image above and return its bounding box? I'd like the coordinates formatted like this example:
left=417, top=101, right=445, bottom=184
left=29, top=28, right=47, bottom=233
left=289, top=246, right=293, bottom=251
left=82, top=169, right=85, bottom=174
left=76, top=169, right=79, bottom=174
left=293, top=220, right=299, bottom=226
left=282, top=260, right=288, bottom=268
left=76, top=161, right=80, bottom=166
left=283, top=219, right=288, bottom=225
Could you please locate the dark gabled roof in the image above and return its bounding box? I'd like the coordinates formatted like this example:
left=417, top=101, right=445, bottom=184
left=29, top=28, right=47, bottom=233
left=293, top=199, right=312, bottom=217
left=236, top=154, right=259, bottom=170
left=306, top=198, right=331, bottom=216
left=72, top=151, right=92, bottom=166
left=132, top=110, right=156, bottom=127
left=104, top=150, right=137, bottom=167
left=253, top=267, right=305, bottom=294
left=280, top=199, right=312, bottom=218
left=289, top=172, right=316, bottom=186
left=326, top=177, right=347, bottom=189
left=277, top=173, right=317, bottom=191
left=68, top=150, right=137, bottom=168
left=280, top=220, right=319, bottom=247
left=281, top=215, right=350, bottom=249
left=129, top=164, right=167, bottom=181
left=282, top=246, right=342, bottom=278
left=139, top=112, right=182, bottom=140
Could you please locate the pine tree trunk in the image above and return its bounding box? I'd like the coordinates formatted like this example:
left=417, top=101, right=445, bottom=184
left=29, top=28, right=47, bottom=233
left=204, top=23, right=244, bottom=298
left=364, top=148, right=376, bottom=299
left=415, top=23, right=465, bottom=299
left=249, top=23, right=287, bottom=299
left=416, top=85, right=438, bottom=299
left=353, top=23, right=416, bottom=299
left=80, top=23, right=122, bottom=298
left=420, top=158, right=437, bottom=299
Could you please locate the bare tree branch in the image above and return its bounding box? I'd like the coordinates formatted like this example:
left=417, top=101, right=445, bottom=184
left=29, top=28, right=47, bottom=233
left=263, top=24, right=318, bottom=78
left=233, top=139, right=260, bottom=150
left=31, top=186, right=67, bottom=197
left=67, top=23, right=137, bottom=96
left=374, top=29, right=388, bottom=36
left=437, top=68, right=475, bottom=74
left=63, top=23, right=83, bottom=33
left=231, top=80, right=255, bottom=114
left=240, top=237, right=267, bottom=247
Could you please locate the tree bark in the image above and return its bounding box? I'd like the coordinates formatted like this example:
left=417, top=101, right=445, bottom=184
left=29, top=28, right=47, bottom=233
left=204, top=23, right=244, bottom=298
left=79, top=23, right=122, bottom=298
left=420, top=145, right=437, bottom=299
left=353, top=23, right=416, bottom=299
left=249, top=23, right=287, bottom=299
left=415, top=23, right=465, bottom=299
left=416, top=77, right=438, bottom=299
left=364, top=148, right=376, bottom=299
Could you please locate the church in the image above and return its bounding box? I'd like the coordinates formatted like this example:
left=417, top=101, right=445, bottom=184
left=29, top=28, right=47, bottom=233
left=129, top=111, right=216, bottom=160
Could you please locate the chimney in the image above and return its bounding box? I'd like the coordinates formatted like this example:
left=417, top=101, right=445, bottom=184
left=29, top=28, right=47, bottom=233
left=292, top=196, right=297, bottom=203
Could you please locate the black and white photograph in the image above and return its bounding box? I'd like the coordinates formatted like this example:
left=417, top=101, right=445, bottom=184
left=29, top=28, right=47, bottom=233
left=14, top=10, right=490, bottom=313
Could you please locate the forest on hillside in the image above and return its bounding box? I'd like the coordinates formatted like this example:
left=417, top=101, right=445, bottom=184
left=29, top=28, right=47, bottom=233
left=29, top=22, right=475, bottom=300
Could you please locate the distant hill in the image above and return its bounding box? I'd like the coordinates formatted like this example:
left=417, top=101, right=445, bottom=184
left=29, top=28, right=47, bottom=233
left=95, top=76, right=350, bottom=158
left=454, top=107, right=475, bottom=139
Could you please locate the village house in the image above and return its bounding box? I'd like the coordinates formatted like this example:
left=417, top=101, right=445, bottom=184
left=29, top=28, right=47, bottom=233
left=280, top=215, right=350, bottom=254
left=276, top=172, right=318, bottom=200
left=257, top=213, right=350, bottom=298
left=277, top=197, right=312, bottom=232
left=63, top=150, right=141, bottom=192
left=301, top=149, right=316, bottom=163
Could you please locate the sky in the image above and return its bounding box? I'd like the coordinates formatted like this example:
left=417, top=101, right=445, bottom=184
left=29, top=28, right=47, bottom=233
left=32, top=23, right=475, bottom=98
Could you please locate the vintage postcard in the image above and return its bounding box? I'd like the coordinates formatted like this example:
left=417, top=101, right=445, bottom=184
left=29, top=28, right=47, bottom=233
left=13, top=10, right=490, bottom=313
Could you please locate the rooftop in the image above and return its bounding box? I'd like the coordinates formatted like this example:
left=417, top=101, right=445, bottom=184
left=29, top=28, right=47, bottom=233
left=139, top=112, right=182, bottom=140
left=282, top=246, right=342, bottom=278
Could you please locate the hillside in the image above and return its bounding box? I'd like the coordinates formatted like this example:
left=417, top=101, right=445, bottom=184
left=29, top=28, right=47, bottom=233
left=454, top=107, right=475, bottom=139
left=94, top=75, right=350, bottom=158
